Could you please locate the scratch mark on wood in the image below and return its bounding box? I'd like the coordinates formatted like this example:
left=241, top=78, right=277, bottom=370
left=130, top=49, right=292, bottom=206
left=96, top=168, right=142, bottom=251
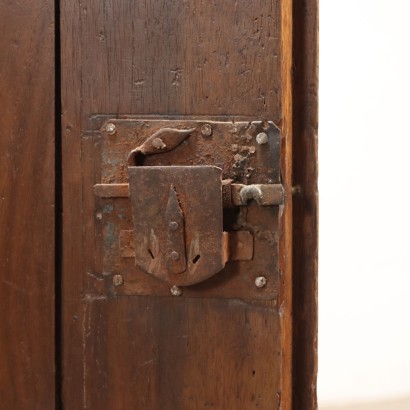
left=2, top=279, right=32, bottom=296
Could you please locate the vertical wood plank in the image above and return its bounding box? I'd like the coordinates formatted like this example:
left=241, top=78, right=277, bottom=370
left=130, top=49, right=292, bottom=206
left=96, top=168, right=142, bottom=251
left=279, top=0, right=293, bottom=408
left=292, top=0, right=319, bottom=408
left=60, top=1, right=84, bottom=407
left=0, top=1, right=55, bottom=409
left=61, top=0, right=318, bottom=408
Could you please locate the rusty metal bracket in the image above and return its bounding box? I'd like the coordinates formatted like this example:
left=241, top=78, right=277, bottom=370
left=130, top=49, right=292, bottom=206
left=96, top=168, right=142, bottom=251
left=94, top=182, right=284, bottom=206
left=87, top=117, right=283, bottom=299
left=127, top=127, right=195, bottom=165
left=119, top=230, right=253, bottom=262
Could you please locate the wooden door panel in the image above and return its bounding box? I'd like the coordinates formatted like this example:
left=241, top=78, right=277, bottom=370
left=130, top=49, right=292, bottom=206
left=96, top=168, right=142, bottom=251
left=0, top=1, right=55, bottom=408
left=83, top=299, right=280, bottom=409
left=0, top=0, right=317, bottom=408
left=79, top=1, right=282, bottom=118
left=60, top=1, right=316, bottom=409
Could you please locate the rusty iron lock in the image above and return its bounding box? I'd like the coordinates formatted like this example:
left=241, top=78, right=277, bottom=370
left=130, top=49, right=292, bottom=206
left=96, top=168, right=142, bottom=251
left=126, top=127, right=227, bottom=286
left=128, top=164, right=227, bottom=286
left=124, top=126, right=283, bottom=286
left=93, top=118, right=284, bottom=298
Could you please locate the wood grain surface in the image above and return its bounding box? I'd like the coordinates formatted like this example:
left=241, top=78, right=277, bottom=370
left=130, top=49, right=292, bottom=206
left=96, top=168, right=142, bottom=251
left=61, top=1, right=285, bottom=409
left=0, top=1, right=55, bottom=409
left=0, top=1, right=317, bottom=408
left=292, top=1, right=319, bottom=409
left=60, top=1, right=318, bottom=409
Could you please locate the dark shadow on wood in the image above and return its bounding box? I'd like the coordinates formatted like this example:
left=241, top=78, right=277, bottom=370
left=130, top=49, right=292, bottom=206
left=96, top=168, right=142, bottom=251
left=292, top=1, right=319, bottom=409
left=55, top=0, right=63, bottom=408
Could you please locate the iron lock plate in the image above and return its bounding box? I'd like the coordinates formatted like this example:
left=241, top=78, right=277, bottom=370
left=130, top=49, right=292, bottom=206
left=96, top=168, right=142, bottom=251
left=84, top=117, right=283, bottom=300
left=128, top=165, right=226, bottom=286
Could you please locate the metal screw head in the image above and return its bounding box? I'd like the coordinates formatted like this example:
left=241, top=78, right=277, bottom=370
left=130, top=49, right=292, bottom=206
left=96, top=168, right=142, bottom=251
left=106, top=123, right=117, bottom=135
left=170, top=285, right=182, bottom=296
left=201, top=124, right=212, bottom=137
left=170, top=251, right=180, bottom=261
left=256, top=132, right=268, bottom=145
left=112, top=274, right=124, bottom=286
left=169, top=221, right=179, bottom=231
left=255, top=276, right=267, bottom=288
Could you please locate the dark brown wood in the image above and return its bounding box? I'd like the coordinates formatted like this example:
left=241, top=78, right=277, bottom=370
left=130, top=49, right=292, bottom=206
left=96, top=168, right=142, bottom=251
left=61, top=1, right=286, bottom=409
left=0, top=0, right=317, bottom=407
left=292, top=1, right=319, bottom=409
left=0, top=1, right=55, bottom=408
left=61, top=0, right=318, bottom=408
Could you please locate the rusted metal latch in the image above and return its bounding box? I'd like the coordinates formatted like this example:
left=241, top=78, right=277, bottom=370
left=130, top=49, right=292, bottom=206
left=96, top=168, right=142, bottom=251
left=94, top=125, right=284, bottom=287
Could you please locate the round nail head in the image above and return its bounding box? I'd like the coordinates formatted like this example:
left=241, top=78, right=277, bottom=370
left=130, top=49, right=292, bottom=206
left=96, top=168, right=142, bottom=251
left=170, top=251, right=180, bottom=261
left=255, top=276, right=267, bottom=288
left=170, top=285, right=182, bottom=296
left=256, top=132, right=268, bottom=145
left=113, top=274, right=124, bottom=286
left=201, top=124, right=213, bottom=137
left=106, top=123, right=117, bottom=135
left=169, top=221, right=179, bottom=231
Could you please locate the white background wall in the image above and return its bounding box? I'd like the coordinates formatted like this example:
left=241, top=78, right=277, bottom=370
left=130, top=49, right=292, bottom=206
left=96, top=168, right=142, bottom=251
left=319, top=0, right=410, bottom=406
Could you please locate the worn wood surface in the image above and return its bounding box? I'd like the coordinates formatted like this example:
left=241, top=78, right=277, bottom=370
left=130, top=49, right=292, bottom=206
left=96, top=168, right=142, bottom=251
left=292, top=1, right=319, bottom=408
left=0, top=0, right=317, bottom=407
left=279, top=0, right=293, bottom=406
left=0, top=1, right=55, bottom=409
left=61, top=1, right=287, bottom=409
left=61, top=0, right=318, bottom=409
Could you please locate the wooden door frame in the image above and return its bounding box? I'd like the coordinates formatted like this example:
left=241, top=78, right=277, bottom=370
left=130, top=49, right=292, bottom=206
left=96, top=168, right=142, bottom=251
left=291, top=1, right=319, bottom=408
left=281, top=1, right=318, bottom=407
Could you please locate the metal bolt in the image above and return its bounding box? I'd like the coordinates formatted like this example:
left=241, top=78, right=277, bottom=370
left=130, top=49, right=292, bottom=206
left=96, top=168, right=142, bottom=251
left=112, top=274, right=124, bottom=286
left=170, top=285, right=182, bottom=296
left=169, top=221, right=179, bottom=231
left=239, top=185, right=263, bottom=205
left=170, top=251, right=180, bottom=261
left=255, top=276, right=267, bottom=288
left=256, top=132, right=268, bottom=145
left=106, top=123, right=117, bottom=135
left=201, top=124, right=212, bottom=137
